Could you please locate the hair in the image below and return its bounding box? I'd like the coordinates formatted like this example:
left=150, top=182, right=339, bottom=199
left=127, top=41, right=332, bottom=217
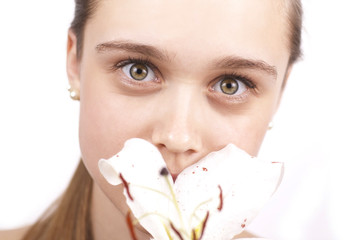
left=22, top=1, right=303, bottom=239
left=286, top=0, right=303, bottom=64
left=22, top=161, right=94, bottom=240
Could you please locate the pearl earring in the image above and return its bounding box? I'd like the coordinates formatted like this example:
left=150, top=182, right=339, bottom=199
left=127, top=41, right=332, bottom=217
left=68, top=86, right=80, bottom=101
left=268, top=121, right=274, bottom=130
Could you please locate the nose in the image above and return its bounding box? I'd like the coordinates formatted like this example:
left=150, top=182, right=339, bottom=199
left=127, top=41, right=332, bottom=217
left=151, top=85, right=203, bottom=176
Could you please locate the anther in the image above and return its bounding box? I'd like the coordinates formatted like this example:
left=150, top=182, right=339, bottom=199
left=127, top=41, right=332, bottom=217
left=160, top=167, right=169, bottom=176
left=170, top=222, right=184, bottom=240
left=192, top=229, right=197, bottom=240
left=126, top=211, right=138, bottom=240
left=199, top=211, right=210, bottom=240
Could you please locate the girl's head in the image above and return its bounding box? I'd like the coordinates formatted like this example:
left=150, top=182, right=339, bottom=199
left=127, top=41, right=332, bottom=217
left=66, top=0, right=302, bottom=233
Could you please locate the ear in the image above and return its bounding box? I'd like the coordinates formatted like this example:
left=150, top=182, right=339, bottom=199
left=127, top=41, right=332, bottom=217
left=66, top=29, right=81, bottom=94
left=274, top=64, right=293, bottom=113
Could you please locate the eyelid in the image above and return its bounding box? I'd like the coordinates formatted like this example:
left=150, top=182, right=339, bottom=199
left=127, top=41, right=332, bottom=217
left=223, top=73, right=256, bottom=89
left=208, top=73, right=257, bottom=104
left=209, top=88, right=251, bottom=104
left=113, top=57, right=161, bottom=76
left=111, top=57, right=163, bottom=86
left=110, top=58, right=258, bottom=102
left=210, top=73, right=257, bottom=92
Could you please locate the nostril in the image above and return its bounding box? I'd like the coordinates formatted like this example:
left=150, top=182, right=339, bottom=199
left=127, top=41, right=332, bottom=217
left=152, top=137, right=203, bottom=182
left=152, top=127, right=202, bottom=154
left=156, top=142, right=198, bottom=155
left=156, top=143, right=166, bottom=150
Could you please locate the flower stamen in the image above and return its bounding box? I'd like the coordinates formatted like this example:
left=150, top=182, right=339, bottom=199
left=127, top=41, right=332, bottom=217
left=189, top=198, right=212, bottom=225
left=164, top=223, right=175, bottom=240
left=160, top=167, right=169, bottom=176
left=199, top=211, right=210, bottom=240
left=161, top=168, right=185, bottom=230
left=170, top=222, right=185, bottom=240
left=132, top=184, right=173, bottom=202
left=191, top=229, right=197, bottom=240
left=133, top=211, right=169, bottom=225
left=120, top=173, right=134, bottom=201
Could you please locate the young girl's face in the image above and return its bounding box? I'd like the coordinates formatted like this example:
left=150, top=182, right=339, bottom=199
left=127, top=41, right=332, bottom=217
left=68, top=0, right=291, bottom=223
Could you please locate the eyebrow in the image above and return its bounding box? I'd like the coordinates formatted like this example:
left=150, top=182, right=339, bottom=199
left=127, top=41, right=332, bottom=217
left=96, top=40, right=277, bottom=79
left=96, top=40, right=171, bottom=61
left=213, top=56, right=278, bottom=79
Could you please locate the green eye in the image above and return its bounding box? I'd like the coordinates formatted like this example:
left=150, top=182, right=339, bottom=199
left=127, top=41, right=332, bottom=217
left=121, top=61, right=156, bottom=82
left=220, top=78, right=239, bottom=95
left=129, top=63, right=148, bottom=81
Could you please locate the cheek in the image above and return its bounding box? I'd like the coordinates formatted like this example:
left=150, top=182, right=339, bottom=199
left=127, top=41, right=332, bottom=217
left=78, top=84, right=160, bottom=181
left=210, top=95, right=278, bottom=156
left=79, top=98, right=138, bottom=176
left=213, top=114, right=269, bottom=156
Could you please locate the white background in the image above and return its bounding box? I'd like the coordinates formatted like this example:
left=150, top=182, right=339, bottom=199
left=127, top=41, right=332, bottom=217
left=0, top=1, right=359, bottom=239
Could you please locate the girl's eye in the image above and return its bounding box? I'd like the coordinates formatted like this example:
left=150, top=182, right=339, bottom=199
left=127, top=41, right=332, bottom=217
left=213, top=77, right=248, bottom=95
left=122, top=63, right=156, bottom=81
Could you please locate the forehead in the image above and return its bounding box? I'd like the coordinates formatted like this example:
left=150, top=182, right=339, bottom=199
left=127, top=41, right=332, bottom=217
left=86, top=0, right=289, bottom=68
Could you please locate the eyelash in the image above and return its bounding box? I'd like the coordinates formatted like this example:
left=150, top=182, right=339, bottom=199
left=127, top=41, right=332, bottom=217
left=111, top=57, right=257, bottom=92
left=112, top=57, right=157, bottom=73
left=217, top=72, right=257, bottom=90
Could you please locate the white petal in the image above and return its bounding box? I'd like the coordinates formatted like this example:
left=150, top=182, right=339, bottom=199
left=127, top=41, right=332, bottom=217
left=99, top=139, right=283, bottom=240
left=98, top=138, right=164, bottom=186
left=175, top=144, right=283, bottom=240
left=233, top=239, right=270, bottom=240
left=98, top=138, right=178, bottom=239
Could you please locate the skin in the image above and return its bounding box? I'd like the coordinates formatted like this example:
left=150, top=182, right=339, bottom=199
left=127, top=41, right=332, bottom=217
left=66, top=0, right=293, bottom=239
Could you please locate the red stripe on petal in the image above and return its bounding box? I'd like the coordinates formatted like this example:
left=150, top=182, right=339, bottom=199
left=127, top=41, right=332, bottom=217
left=120, top=173, right=134, bottom=201
left=218, top=185, right=223, bottom=211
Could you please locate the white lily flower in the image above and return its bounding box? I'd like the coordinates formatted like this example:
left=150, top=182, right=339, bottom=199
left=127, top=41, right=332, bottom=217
left=99, top=138, right=283, bottom=240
